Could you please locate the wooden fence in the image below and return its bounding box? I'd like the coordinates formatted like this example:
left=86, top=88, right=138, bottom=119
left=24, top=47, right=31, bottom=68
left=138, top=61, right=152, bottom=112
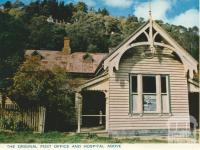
left=0, top=104, right=46, bottom=133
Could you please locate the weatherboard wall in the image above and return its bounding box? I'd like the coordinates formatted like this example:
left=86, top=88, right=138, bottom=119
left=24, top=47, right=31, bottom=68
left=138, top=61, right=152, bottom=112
left=108, top=48, right=190, bottom=132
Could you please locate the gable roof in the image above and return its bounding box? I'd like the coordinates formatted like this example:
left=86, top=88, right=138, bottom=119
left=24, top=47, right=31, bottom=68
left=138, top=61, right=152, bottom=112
left=103, top=20, right=198, bottom=78
left=25, top=20, right=198, bottom=79
left=25, top=50, right=107, bottom=74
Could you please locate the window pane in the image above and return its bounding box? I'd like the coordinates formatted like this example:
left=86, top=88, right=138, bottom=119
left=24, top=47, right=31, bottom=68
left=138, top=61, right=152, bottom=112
left=162, top=94, right=169, bottom=113
left=131, top=76, right=137, bottom=93
left=143, top=94, right=156, bottom=112
left=143, top=76, right=156, bottom=93
left=161, top=76, right=167, bottom=93
left=132, top=94, right=138, bottom=112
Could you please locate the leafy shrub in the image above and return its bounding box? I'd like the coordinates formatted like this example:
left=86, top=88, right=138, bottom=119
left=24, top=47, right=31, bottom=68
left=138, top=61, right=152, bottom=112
left=9, top=57, right=76, bottom=132
left=14, top=121, right=32, bottom=132
left=0, top=118, right=14, bottom=130
left=0, top=118, right=32, bottom=132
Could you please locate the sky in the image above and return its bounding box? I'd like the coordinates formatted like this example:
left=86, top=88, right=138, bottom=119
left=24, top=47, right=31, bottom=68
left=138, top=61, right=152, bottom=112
left=0, top=0, right=199, bottom=28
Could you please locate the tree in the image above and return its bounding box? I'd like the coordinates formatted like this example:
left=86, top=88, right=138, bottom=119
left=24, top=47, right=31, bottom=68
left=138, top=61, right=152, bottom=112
left=13, top=0, right=25, bottom=8
left=160, top=23, right=199, bottom=60
left=74, top=2, right=88, bottom=13
left=64, top=3, right=74, bottom=22
left=97, top=8, right=109, bottom=16
left=8, top=56, right=75, bottom=131
left=109, top=33, right=123, bottom=47
left=122, top=15, right=142, bottom=38
left=104, top=15, right=121, bottom=34
left=66, top=12, right=109, bottom=52
left=8, top=8, right=25, bottom=18
left=3, top=1, right=12, bottom=10
left=23, top=0, right=41, bottom=21
left=24, top=0, right=74, bottom=22
left=126, top=15, right=138, bottom=23
left=27, top=15, right=66, bottom=50
left=0, top=12, right=28, bottom=105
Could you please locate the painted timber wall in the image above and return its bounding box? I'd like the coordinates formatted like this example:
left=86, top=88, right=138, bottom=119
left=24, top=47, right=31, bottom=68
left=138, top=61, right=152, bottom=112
left=108, top=47, right=190, bottom=135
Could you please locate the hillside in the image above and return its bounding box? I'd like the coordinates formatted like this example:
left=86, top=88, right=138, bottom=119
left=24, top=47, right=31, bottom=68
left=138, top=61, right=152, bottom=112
left=0, top=0, right=199, bottom=95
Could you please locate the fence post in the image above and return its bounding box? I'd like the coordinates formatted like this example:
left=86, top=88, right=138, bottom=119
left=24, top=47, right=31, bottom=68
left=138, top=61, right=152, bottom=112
left=38, top=106, right=46, bottom=133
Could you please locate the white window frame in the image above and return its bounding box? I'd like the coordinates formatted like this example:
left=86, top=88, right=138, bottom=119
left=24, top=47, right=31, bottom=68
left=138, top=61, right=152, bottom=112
left=129, top=75, right=138, bottom=113
left=161, top=75, right=170, bottom=114
left=129, top=74, right=171, bottom=115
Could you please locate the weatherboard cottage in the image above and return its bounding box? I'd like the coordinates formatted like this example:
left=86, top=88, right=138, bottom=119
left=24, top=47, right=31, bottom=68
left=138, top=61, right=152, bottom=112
left=26, top=17, right=199, bottom=135
left=75, top=17, right=199, bottom=136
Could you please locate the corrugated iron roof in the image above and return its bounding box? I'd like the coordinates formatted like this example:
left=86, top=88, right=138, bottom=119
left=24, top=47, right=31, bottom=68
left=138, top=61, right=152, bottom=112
left=25, top=50, right=107, bottom=74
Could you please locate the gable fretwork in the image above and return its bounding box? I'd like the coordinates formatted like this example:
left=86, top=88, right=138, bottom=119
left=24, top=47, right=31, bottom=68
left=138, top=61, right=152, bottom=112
left=104, top=20, right=198, bottom=79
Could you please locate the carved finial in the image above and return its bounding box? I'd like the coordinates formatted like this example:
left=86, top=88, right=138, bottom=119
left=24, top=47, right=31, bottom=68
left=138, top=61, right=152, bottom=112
left=149, top=0, right=152, bottom=20
left=148, top=0, right=154, bottom=55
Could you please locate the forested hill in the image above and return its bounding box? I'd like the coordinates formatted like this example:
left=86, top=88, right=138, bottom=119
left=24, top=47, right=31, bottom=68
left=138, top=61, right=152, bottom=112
left=0, top=0, right=199, bottom=62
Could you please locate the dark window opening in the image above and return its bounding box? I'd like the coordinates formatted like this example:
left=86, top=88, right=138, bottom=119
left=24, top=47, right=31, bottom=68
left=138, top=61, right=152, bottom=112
left=143, top=76, right=156, bottom=93
left=131, top=76, right=137, bottom=93
left=161, top=76, right=167, bottom=93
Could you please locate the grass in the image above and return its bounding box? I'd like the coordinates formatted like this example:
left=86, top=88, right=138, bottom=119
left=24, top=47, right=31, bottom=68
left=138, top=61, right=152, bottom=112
left=0, top=131, right=199, bottom=143
left=0, top=131, right=169, bottom=143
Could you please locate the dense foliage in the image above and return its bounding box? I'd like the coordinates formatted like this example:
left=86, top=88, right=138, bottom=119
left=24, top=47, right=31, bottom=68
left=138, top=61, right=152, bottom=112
left=27, top=15, right=66, bottom=50
left=0, top=0, right=198, bottom=99
left=8, top=56, right=75, bottom=131
left=0, top=0, right=198, bottom=56
left=0, top=11, right=28, bottom=100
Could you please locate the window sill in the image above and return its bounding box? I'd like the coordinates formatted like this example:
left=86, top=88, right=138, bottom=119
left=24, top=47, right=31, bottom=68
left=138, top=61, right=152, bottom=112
left=129, top=113, right=172, bottom=117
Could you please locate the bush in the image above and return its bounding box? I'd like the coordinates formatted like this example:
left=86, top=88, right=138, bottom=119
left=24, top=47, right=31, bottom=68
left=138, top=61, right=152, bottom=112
left=0, top=118, right=14, bottom=130
left=0, top=118, right=32, bottom=132
left=14, top=121, right=32, bottom=132
left=9, top=57, right=76, bottom=131
left=45, top=93, right=76, bottom=132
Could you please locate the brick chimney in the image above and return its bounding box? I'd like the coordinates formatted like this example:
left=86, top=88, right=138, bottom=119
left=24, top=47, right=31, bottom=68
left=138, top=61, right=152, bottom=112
left=63, top=37, right=71, bottom=54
